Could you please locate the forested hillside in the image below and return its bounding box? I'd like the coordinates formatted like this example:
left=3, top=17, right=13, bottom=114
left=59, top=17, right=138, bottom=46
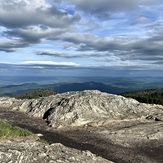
left=13, top=89, right=56, bottom=99
left=122, top=89, right=163, bottom=105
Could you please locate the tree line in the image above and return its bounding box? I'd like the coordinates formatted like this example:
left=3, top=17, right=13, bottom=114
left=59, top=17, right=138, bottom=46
left=13, top=89, right=57, bottom=99
left=122, top=88, right=163, bottom=105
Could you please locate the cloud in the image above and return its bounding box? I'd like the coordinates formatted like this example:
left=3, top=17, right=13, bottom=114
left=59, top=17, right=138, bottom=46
left=131, top=17, right=152, bottom=25
left=51, top=32, right=125, bottom=52
left=0, top=0, right=161, bottom=54
left=70, top=0, right=159, bottom=18
left=4, top=27, right=66, bottom=44
left=0, top=0, right=80, bottom=51
left=31, top=23, right=163, bottom=69
left=37, top=50, right=111, bottom=58
left=19, top=61, right=79, bottom=66
left=0, top=60, right=80, bottom=76
left=0, top=39, right=28, bottom=52
left=0, top=0, right=163, bottom=75
left=0, top=0, right=80, bottom=28
left=53, top=29, right=163, bottom=63
left=0, top=61, right=79, bottom=68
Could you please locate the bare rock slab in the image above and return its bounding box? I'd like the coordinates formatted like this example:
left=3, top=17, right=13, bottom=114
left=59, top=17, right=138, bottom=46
left=0, top=140, right=112, bottom=163
left=0, top=90, right=163, bottom=128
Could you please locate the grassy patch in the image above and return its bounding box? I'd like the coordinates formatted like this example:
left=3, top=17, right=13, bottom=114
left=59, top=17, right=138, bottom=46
left=0, top=120, right=49, bottom=144
left=0, top=120, right=33, bottom=137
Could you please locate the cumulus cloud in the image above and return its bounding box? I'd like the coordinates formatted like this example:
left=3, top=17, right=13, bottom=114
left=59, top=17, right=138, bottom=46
left=50, top=32, right=126, bottom=52
left=4, top=27, right=66, bottom=44
left=0, top=0, right=81, bottom=51
left=0, top=39, right=28, bottom=52
left=0, top=0, right=80, bottom=28
left=70, top=0, right=159, bottom=18
left=0, top=0, right=163, bottom=73
left=39, top=30, right=163, bottom=66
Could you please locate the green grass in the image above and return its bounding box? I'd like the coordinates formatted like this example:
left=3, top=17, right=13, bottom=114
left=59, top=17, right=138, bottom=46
left=0, top=120, right=33, bottom=137
left=0, top=120, right=49, bottom=144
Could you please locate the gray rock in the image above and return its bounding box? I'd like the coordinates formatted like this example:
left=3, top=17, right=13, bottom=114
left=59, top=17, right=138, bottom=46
left=0, top=139, right=112, bottom=163
left=98, top=121, right=163, bottom=145
left=0, top=90, right=163, bottom=128
left=0, top=90, right=163, bottom=162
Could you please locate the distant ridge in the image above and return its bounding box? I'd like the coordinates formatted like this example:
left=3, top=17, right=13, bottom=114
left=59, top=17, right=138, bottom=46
left=50, top=81, right=127, bottom=94
left=1, top=78, right=163, bottom=96
left=0, top=81, right=128, bottom=96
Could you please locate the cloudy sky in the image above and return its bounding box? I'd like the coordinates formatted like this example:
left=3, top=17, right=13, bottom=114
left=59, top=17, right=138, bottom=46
left=0, top=0, right=163, bottom=77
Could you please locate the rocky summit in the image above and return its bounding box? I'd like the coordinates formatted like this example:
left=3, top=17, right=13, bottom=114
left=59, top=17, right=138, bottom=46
left=0, top=90, right=163, bottom=162
left=0, top=90, right=163, bottom=128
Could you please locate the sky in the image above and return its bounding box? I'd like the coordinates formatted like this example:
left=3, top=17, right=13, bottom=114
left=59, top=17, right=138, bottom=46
left=0, top=0, right=163, bottom=77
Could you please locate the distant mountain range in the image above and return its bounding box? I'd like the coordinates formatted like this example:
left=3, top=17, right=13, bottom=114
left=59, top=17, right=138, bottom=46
left=0, top=81, right=125, bottom=95
left=1, top=78, right=163, bottom=97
